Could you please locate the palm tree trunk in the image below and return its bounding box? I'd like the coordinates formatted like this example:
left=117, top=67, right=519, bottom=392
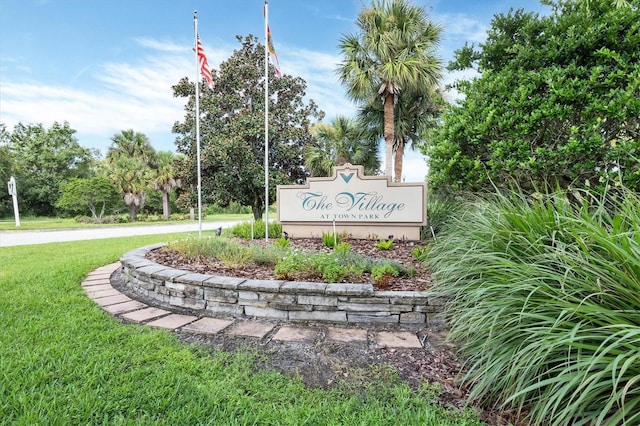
left=394, top=141, right=405, bottom=182
left=162, top=191, right=170, bottom=221
left=383, top=93, right=395, bottom=178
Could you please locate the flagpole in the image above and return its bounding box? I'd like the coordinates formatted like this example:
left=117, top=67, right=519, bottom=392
left=264, top=0, right=270, bottom=241
left=194, top=10, right=203, bottom=238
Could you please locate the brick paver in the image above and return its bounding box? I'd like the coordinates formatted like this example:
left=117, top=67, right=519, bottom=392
left=102, top=300, right=147, bottom=315
left=226, top=321, right=275, bottom=338
left=272, top=326, right=318, bottom=343
left=146, top=314, right=198, bottom=330
left=92, top=293, right=131, bottom=306
left=375, top=331, right=422, bottom=349
left=326, top=327, right=368, bottom=344
left=84, top=273, right=113, bottom=282
left=83, top=284, right=113, bottom=293
left=86, top=288, right=121, bottom=299
left=121, top=307, right=170, bottom=323
left=182, top=317, right=233, bottom=335
left=82, top=278, right=112, bottom=286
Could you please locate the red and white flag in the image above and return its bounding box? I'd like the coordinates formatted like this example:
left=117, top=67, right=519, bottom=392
left=196, top=37, right=213, bottom=88
left=264, top=1, right=282, bottom=78
left=267, top=25, right=282, bottom=78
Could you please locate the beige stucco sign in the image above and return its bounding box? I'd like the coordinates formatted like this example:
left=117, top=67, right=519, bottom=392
left=277, top=164, right=426, bottom=240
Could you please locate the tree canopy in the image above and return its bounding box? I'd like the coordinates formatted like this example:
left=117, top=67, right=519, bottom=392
left=56, top=176, right=119, bottom=219
left=425, top=0, right=640, bottom=193
left=305, top=116, right=380, bottom=177
left=105, top=130, right=156, bottom=220
left=172, top=34, right=323, bottom=220
left=3, top=122, right=97, bottom=216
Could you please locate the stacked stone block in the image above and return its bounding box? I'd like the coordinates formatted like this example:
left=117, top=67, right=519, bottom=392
left=120, top=244, right=444, bottom=326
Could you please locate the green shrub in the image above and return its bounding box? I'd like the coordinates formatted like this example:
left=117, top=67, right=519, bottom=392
left=231, top=220, right=282, bottom=239
left=168, top=233, right=408, bottom=286
left=168, top=213, right=190, bottom=221
left=421, top=193, right=464, bottom=241
left=411, top=246, right=430, bottom=261
left=204, top=201, right=251, bottom=215
left=250, top=245, right=286, bottom=266
left=274, top=246, right=366, bottom=283
left=273, top=237, right=290, bottom=249
left=429, top=188, right=640, bottom=426
left=168, top=235, right=246, bottom=261
left=321, top=231, right=340, bottom=248
left=74, top=215, right=94, bottom=224
left=217, top=244, right=253, bottom=268
left=316, top=252, right=364, bottom=283
left=371, top=262, right=400, bottom=287
left=375, top=239, right=394, bottom=250
left=274, top=250, right=318, bottom=281
left=333, top=241, right=351, bottom=255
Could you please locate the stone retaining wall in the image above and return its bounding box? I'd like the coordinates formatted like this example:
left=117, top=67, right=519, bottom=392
left=120, top=244, right=445, bottom=326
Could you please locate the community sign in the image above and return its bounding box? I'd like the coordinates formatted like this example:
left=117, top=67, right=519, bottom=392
left=277, top=164, right=426, bottom=240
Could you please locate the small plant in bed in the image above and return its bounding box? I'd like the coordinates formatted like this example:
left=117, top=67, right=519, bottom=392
left=165, top=235, right=412, bottom=286
left=375, top=238, right=394, bottom=250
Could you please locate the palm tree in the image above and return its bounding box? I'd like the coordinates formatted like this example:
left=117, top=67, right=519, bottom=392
left=153, top=151, right=181, bottom=220
left=106, top=129, right=155, bottom=166
left=305, top=116, right=380, bottom=177
left=108, top=156, right=153, bottom=220
left=337, top=0, right=442, bottom=181
left=359, top=87, right=444, bottom=181
left=105, top=130, right=156, bottom=220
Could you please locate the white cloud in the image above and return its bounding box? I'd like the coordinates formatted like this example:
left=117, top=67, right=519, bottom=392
left=436, top=13, right=489, bottom=45
left=0, top=39, right=198, bottom=155
left=1, top=34, right=431, bottom=180
left=279, top=46, right=357, bottom=120
left=134, top=37, right=189, bottom=53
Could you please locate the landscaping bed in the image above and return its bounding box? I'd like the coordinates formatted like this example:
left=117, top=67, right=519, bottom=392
left=146, top=237, right=432, bottom=291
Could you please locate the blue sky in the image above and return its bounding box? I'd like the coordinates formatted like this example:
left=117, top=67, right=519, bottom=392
left=0, top=0, right=548, bottom=181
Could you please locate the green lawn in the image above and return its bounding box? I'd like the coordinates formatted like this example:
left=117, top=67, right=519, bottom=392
left=0, top=214, right=252, bottom=231
left=0, top=234, right=484, bottom=425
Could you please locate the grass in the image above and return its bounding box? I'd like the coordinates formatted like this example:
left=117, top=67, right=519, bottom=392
left=428, top=188, right=640, bottom=425
left=0, top=214, right=252, bottom=231
left=0, top=233, right=484, bottom=425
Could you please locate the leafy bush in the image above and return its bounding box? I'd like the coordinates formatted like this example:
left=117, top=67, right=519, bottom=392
left=333, top=242, right=351, bottom=255
left=321, top=231, right=341, bottom=248
left=168, top=235, right=247, bottom=261
left=274, top=250, right=318, bottom=281
left=421, top=193, right=464, bottom=241
left=217, top=244, right=253, bottom=268
left=411, top=246, right=430, bottom=261
left=371, top=262, right=400, bottom=287
left=375, top=239, right=394, bottom=250
left=168, top=213, right=191, bottom=221
left=169, top=235, right=409, bottom=285
left=230, top=220, right=282, bottom=239
left=204, top=201, right=251, bottom=215
left=273, top=237, right=290, bottom=249
left=428, top=188, right=640, bottom=425
left=249, top=245, right=287, bottom=266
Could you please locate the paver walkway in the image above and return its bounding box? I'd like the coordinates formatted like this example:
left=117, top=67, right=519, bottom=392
left=83, top=262, right=425, bottom=350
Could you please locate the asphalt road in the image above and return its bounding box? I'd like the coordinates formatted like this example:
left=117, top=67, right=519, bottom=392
left=0, top=221, right=242, bottom=247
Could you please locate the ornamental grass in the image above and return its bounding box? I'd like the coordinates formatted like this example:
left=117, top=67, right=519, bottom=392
left=428, top=188, right=640, bottom=425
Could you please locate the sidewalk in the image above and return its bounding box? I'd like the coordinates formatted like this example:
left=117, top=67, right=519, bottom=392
left=84, top=262, right=425, bottom=350
left=0, top=220, right=241, bottom=247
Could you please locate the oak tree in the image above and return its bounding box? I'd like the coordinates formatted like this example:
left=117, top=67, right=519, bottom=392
left=172, top=34, right=323, bottom=220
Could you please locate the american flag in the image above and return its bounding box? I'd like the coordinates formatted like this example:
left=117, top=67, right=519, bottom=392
left=196, top=37, right=213, bottom=88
